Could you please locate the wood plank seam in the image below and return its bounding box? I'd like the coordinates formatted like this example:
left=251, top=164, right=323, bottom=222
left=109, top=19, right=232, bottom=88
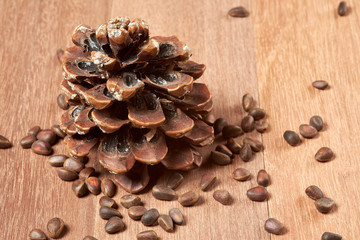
left=250, top=0, right=271, bottom=238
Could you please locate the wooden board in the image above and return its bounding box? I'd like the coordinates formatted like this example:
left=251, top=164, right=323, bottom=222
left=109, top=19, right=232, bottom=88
left=253, top=0, right=360, bottom=239
left=0, top=0, right=358, bottom=239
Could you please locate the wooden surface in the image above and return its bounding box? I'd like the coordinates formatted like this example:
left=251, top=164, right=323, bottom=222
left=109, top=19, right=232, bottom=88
left=0, top=0, right=359, bottom=239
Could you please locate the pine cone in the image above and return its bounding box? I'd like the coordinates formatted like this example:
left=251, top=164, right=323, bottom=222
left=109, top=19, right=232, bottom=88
left=59, top=17, right=214, bottom=193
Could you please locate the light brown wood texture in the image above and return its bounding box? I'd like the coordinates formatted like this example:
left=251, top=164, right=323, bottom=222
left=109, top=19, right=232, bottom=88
left=0, top=0, right=358, bottom=239
left=253, top=0, right=360, bottom=239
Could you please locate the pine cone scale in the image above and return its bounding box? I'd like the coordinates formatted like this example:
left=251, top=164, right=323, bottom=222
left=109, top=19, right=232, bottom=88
left=83, top=84, right=114, bottom=110
left=151, top=36, right=191, bottom=61
left=122, top=39, right=159, bottom=67
left=98, top=129, right=136, bottom=173
left=144, top=72, right=194, bottom=98
left=64, top=134, right=98, bottom=158
left=106, top=73, right=145, bottom=101
left=61, top=79, right=79, bottom=101
left=73, top=107, right=96, bottom=134
left=159, top=102, right=195, bottom=138
left=184, top=120, right=214, bottom=145
left=114, top=162, right=149, bottom=193
left=91, top=108, right=129, bottom=134
left=131, top=130, right=168, bottom=164
left=127, top=92, right=166, bottom=128
left=196, top=99, right=214, bottom=114
left=161, top=140, right=194, bottom=170
left=63, top=46, right=106, bottom=80
left=91, top=51, right=117, bottom=71
left=192, top=149, right=204, bottom=167
left=61, top=106, right=80, bottom=135
left=155, top=83, right=211, bottom=112
left=95, top=24, right=109, bottom=47
left=176, top=60, right=206, bottom=79
left=72, top=25, right=96, bottom=50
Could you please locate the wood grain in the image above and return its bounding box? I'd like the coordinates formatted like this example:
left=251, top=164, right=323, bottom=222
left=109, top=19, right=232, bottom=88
left=253, top=0, right=360, bottom=239
left=1, top=0, right=358, bottom=239
left=0, top=0, right=267, bottom=239
left=0, top=0, right=112, bottom=239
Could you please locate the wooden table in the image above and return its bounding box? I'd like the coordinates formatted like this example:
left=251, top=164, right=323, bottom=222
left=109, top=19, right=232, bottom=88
left=1, top=0, right=359, bottom=239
